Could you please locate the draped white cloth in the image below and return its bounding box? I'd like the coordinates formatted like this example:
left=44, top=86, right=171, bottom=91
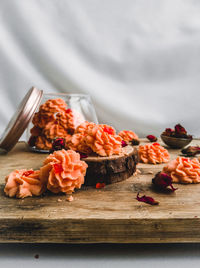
left=1, top=0, right=200, bottom=138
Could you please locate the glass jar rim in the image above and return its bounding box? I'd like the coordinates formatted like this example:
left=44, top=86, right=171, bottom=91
left=43, top=93, right=91, bottom=98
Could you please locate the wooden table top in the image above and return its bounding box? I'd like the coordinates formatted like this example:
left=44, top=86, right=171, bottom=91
left=1, top=140, right=200, bottom=243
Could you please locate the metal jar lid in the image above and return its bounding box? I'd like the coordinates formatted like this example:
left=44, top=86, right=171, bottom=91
left=0, top=87, right=43, bottom=153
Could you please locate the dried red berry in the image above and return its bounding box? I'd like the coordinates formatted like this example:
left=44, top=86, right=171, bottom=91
left=131, top=139, right=140, bottom=145
left=54, top=138, right=65, bottom=147
left=28, top=136, right=37, bottom=147
left=96, top=182, right=106, bottom=189
left=80, top=153, right=88, bottom=159
left=50, top=138, right=65, bottom=153
left=175, top=124, right=187, bottom=136
left=67, top=129, right=74, bottom=135
left=53, top=163, right=63, bottom=174
left=22, top=170, right=35, bottom=177
left=121, top=140, right=128, bottom=147
left=136, top=193, right=159, bottom=205
left=162, top=124, right=192, bottom=139
left=152, top=172, right=177, bottom=192
left=181, top=146, right=200, bottom=156
left=164, top=128, right=174, bottom=136
left=146, top=135, right=157, bottom=142
left=103, top=126, right=115, bottom=135
left=66, top=108, right=72, bottom=113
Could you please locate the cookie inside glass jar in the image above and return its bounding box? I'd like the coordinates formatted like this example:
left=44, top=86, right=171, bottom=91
left=28, top=98, right=85, bottom=152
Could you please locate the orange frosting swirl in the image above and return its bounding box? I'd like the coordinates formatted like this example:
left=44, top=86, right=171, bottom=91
left=118, top=130, right=139, bottom=142
left=99, top=124, right=116, bottom=135
left=40, top=149, right=88, bottom=194
left=43, top=122, right=67, bottom=139
left=139, top=143, right=170, bottom=164
left=163, top=157, right=200, bottom=184
left=75, top=121, right=95, bottom=134
left=4, top=170, right=45, bottom=198
left=64, top=134, right=73, bottom=144
left=35, top=136, right=52, bottom=150
left=32, top=111, right=55, bottom=128
left=39, top=98, right=67, bottom=114
left=68, top=122, right=122, bottom=156
left=67, top=133, right=92, bottom=154
left=30, top=126, right=42, bottom=137
left=56, top=109, right=85, bottom=133
left=85, top=124, right=122, bottom=156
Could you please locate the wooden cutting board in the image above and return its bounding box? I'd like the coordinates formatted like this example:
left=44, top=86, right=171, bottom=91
left=1, top=139, right=200, bottom=243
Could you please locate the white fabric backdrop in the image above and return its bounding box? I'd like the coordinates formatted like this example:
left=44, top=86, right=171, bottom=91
left=1, top=0, right=200, bottom=137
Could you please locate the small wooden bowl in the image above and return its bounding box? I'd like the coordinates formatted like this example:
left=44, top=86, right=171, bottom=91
left=160, top=134, right=192, bottom=149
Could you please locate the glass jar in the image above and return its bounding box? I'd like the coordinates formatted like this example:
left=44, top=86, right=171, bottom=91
left=27, top=93, right=98, bottom=153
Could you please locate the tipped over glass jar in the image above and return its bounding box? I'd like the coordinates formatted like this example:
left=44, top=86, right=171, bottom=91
left=27, top=93, right=98, bottom=153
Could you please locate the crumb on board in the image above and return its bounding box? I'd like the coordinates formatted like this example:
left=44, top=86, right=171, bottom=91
left=66, top=195, right=73, bottom=202
left=57, top=198, right=62, bottom=202
left=133, top=169, right=141, bottom=176
left=147, top=171, right=153, bottom=174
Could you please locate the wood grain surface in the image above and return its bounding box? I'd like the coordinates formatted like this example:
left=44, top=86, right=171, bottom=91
left=1, top=139, right=200, bottom=243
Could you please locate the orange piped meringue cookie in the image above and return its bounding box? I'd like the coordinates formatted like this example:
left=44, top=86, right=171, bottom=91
left=67, top=133, right=92, bottom=154
left=70, top=122, right=122, bottom=156
left=64, top=134, right=73, bottom=144
left=138, top=142, right=170, bottom=164
left=118, top=130, right=139, bottom=142
left=40, top=149, right=88, bottom=194
left=30, top=126, right=42, bottom=137
left=99, top=124, right=116, bottom=135
left=56, top=109, right=85, bottom=133
left=75, top=121, right=95, bottom=134
left=163, top=157, right=200, bottom=184
left=85, top=124, right=122, bottom=156
left=35, top=136, right=52, bottom=150
left=32, top=111, right=55, bottom=128
left=43, top=122, right=67, bottom=140
left=39, top=98, right=67, bottom=114
left=4, top=169, right=45, bottom=198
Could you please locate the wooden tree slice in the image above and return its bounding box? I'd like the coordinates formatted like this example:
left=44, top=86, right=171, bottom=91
left=84, top=145, right=138, bottom=186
